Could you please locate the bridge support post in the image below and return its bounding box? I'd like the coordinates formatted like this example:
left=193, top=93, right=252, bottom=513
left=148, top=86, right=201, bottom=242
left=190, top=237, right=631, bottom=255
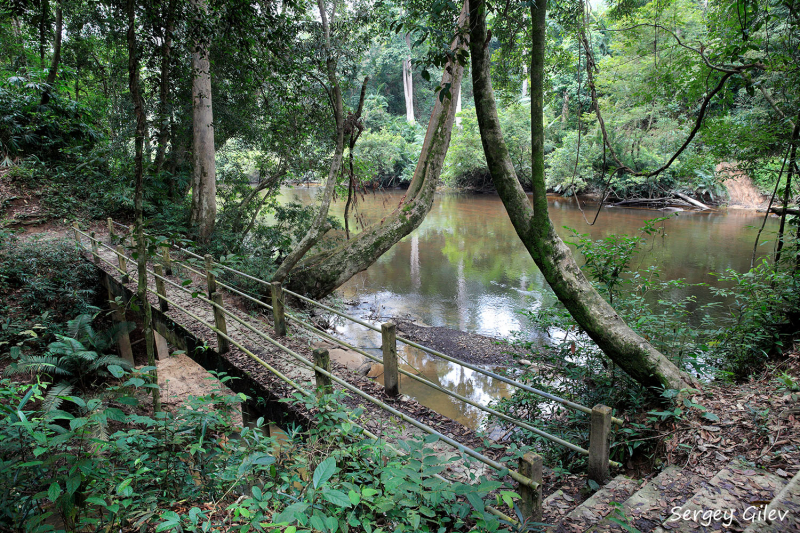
left=519, top=452, right=543, bottom=523
left=105, top=278, right=134, bottom=366
left=154, top=264, right=169, bottom=312
left=313, top=348, right=332, bottom=397
left=211, top=292, right=230, bottom=354
left=116, top=245, right=129, bottom=283
left=153, top=330, right=169, bottom=360
left=90, top=232, right=100, bottom=265
left=589, top=404, right=612, bottom=484
left=271, top=282, right=286, bottom=337
left=381, top=322, right=399, bottom=397
left=107, top=217, right=115, bottom=244
left=162, top=246, right=172, bottom=276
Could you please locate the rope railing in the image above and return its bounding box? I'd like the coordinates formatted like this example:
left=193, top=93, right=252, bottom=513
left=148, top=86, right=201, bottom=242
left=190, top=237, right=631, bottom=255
left=150, top=250, right=601, bottom=457
left=77, top=221, right=622, bottom=488
left=78, top=228, right=538, bottom=489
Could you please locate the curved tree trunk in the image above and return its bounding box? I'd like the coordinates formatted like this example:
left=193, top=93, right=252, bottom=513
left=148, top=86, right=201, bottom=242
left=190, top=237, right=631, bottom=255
left=468, top=0, right=692, bottom=391
left=189, top=0, right=216, bottom=241
left=286, top=3, right=469, bottom=299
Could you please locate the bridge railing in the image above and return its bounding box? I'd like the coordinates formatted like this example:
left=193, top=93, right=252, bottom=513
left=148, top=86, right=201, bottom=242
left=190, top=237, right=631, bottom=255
left=75, top=219, right=626, bottom=522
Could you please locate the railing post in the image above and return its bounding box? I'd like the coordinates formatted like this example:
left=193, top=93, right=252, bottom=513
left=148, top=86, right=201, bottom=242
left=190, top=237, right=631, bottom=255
left=162, top=246, right=172, bottom=276
left=211, top=292, right=230, bottom=354
left=589, top=404, right=612, bottom=484
left=128, top=225, right=136, bottom=248
left=72, top=222, right=80, bottom=245
left=90, top=232, right=100, bottom=265
left=381, top=322, right=399, bottom=397
left=519, top=452, right=543, bottom=524
left=116, top=245, right=129, bottom=283
left=313, top=348, right=332, bottom=397
left=107, top=217, right=115, bottom=244
left=204, top=254, right=217, bottom=296
left=154, top=264, right=169, bottom=312
left=271, top=281, right=286, bottom=337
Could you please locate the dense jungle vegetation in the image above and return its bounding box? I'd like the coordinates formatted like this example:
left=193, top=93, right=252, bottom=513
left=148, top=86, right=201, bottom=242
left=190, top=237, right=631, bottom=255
left=1, top=0, right=799, bottom=530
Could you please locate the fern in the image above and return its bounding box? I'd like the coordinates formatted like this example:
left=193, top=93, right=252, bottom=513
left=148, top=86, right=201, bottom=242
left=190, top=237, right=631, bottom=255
left=4, top=355, right=72, bottom=377
left=42, top=382, right=74, bottom=413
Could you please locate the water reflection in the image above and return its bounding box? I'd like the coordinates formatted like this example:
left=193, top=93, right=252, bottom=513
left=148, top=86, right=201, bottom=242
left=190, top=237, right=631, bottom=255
left=280, top=187, right=778, bottom=428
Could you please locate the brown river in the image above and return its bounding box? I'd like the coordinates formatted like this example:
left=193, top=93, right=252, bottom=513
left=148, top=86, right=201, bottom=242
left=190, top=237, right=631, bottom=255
left=280, top=187, right=778, bottom=429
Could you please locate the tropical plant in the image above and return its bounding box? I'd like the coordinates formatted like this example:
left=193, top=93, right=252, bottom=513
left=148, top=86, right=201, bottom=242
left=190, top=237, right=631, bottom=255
left=4, top=314, right=133, bottom=395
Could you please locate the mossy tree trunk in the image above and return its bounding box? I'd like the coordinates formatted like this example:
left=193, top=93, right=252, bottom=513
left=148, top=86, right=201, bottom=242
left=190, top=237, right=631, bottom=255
left=468, top=0, right=693, bottom=391
left=285, top=4, right=469, bottom=299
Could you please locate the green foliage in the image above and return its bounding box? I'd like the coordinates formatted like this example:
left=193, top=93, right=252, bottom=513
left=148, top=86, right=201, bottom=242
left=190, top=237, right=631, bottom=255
left=443, top=102, right=532, bottom=190
left=5, top=314, right=134, bottom=392
left=0, top=233, right=97, bottom=322
left=0, top=377, right=523, bottom=533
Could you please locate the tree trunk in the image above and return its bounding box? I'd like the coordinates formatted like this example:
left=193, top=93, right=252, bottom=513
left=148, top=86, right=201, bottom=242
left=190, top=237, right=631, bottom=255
left=522, top=64, right=528, bottom=97
left=455, top=84, right=462, bottom=128
left=40, top=0, right=62, bottom=105
left=403, top=34, right=415, bottom=124
left=286, top=3, right=469, bottom=299
left=775, top=114, right=800, bottom=265
left=271, top=0, right=345, bottom=284
left=189, top=0, right=216, bottom=241
left=39, top=0, right=48, bottom=70
left=154, top=0, right=176, bottom=174
left=468, top=0, right=693, bottom=391
left=126, top=0, right=160, bottom=412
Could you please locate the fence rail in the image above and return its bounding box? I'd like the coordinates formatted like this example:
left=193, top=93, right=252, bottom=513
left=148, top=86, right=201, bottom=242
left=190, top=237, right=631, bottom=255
left=76, top=220, right=625, bottom=521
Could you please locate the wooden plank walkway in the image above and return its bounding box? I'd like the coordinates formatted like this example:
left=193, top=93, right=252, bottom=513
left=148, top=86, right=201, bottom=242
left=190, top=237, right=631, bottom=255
left=84, top=228, right=498, bottom=484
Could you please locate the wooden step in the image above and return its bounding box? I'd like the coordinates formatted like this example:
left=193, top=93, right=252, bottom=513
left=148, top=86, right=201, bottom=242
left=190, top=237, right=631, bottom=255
left=584, top=466, right=703, bottom=532
left=548, top=475, right=640, bottom=533
left=653, top=463, right=787, bottom=532
left=742, top=469, right=800, bottom=533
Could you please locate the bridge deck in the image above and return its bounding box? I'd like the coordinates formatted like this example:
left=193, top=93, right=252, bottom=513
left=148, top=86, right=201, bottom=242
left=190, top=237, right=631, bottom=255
left=85, top=227, right=497, bottom=483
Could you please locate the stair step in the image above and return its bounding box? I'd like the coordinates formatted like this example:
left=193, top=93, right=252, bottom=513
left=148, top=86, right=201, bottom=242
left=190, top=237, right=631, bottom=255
left=548, top=475, right=639, bottom=533
left=653, top=463, right=787, bottom=532
left=584, top=466, right=703, bottom=533
left=742, top=469, right=800, bottom=533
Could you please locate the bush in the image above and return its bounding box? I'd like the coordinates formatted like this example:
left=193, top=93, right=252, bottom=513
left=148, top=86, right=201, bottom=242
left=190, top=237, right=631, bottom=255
left=0, top=378, right=526, bottom=533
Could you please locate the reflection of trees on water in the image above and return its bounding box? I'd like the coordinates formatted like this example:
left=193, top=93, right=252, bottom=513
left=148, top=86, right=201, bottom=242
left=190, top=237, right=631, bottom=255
left=396, top=345, right=512, bottom=429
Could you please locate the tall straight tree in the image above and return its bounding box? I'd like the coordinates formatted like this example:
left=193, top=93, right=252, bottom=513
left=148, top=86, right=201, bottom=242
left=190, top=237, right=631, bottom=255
left=126, top=0, right=160, bottom=411
left=467, top=0, right=692, bottom=391
left=189, top=0, right=216, bottom=241
left=403, top=33, right=415, bottom=123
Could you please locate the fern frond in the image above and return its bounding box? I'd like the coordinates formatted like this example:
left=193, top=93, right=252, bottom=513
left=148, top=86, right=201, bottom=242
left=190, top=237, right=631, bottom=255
left=90, top=354, right=133, bottom=372
left=42, top=382, right=74, bottom=413
left=4, top=355, right=72, bottom=377
left=94, top=321, right=136, bottom=352
left=67, top=314, right=94, bottom=342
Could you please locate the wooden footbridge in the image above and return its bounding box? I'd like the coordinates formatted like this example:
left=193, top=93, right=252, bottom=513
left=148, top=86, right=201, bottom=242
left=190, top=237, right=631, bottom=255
left=71, top=219, right=624, bottom=525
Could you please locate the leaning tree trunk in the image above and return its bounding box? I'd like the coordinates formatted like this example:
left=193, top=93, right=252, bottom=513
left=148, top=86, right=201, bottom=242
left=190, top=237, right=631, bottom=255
left=189, top=0, right=216, bottom=241
left=286, top=3, right=469, bottom=299
left=468, top=0, right=693, bottom=391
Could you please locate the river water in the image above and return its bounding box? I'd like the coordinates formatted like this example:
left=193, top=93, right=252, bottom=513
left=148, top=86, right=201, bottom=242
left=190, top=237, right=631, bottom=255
left=280, top=186, right=777, bottom=429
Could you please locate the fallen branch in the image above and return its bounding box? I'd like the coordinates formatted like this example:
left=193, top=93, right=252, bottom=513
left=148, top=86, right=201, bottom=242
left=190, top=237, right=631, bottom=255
left=673, top=192, right=711, bottom=210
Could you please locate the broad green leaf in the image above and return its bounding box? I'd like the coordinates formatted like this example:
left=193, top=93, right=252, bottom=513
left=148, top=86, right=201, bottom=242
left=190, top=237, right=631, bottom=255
left=313, top=456, right=336, bottom=489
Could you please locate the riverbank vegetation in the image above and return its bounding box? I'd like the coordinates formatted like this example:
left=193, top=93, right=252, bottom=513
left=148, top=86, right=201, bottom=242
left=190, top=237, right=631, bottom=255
left=1, top=0, right=799, bottom=528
